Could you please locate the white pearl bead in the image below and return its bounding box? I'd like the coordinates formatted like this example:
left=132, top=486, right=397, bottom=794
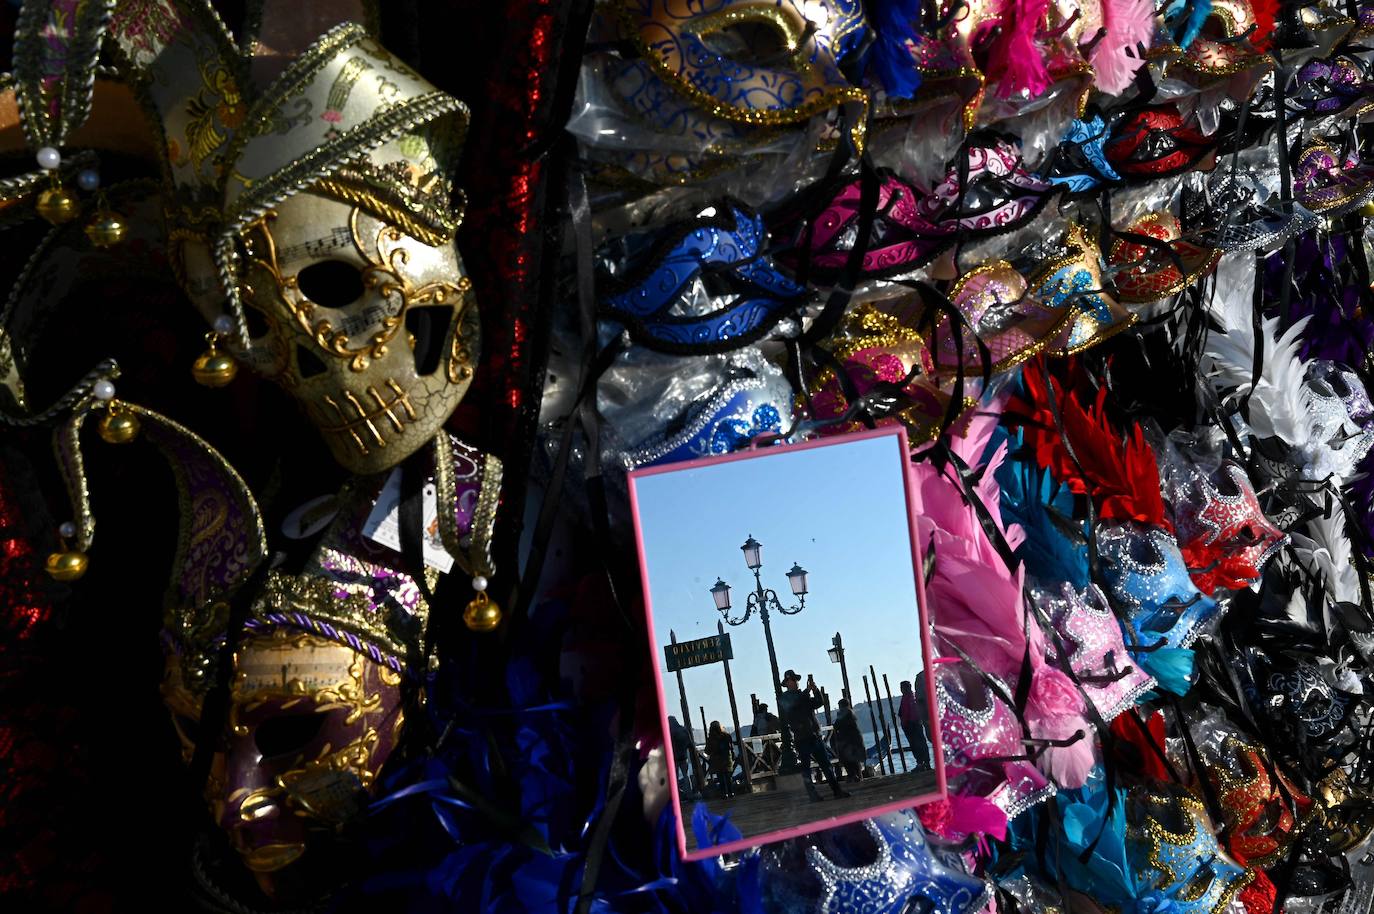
left=92, top=379, right=115, bottom=401
left=59, top=521, right=76, bottom=538
left=76, top=169, right=100, bottom=191
left=212, top=314, right=234, bottom=334
left=36, top=146, right=61, bottom=170
left=472, top=575, right=488, bottom=592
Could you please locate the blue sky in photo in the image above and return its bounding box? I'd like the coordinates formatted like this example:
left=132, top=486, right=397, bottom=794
left=633, top=433, right=929, bottom=736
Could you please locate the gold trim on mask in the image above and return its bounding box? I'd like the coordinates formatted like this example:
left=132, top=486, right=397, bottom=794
left=614, top=1, right=870, bottom=153
left=244, top=206, right=468, bottom=374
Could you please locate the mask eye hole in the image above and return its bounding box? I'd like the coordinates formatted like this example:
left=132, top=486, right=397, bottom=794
left=696, top=17, right=801, bottom=67
left=297, top=260, right=365, bottom=308
left=255, top=713, right=328, bottom=760
left=1180, top=862, right=1216, bottom=902
left=1245, top=799, right=1283, bottom=837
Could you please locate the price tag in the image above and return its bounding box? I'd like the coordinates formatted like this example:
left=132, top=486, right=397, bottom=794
left=361, top=468, right=455, bottom=573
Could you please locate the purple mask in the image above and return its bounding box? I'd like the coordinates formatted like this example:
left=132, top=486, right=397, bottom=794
left=781, top=172, right=956, bottom=279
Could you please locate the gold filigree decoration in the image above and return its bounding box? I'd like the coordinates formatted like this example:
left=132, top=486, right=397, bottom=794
left=244, top=207, right=463, bottom=373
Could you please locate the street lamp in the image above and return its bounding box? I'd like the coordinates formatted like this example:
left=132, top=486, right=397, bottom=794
left=711, top=535, right=809, bottom=774
left=827, top=631, right=852, bottom=707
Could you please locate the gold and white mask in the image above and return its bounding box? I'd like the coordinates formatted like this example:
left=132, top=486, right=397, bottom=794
left=99, top=12, right=477, bottom=473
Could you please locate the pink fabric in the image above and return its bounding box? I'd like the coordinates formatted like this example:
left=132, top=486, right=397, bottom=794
left=984, top=0, right=1053, bottom=98
left=914, top=399, right=1096, bottom=791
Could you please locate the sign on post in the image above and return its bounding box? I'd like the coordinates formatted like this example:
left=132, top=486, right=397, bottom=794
left=664, top=633, right=733, bottom=672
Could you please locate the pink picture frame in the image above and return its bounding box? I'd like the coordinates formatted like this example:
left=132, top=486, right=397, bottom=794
left=628, top=425, right=946, bottom=861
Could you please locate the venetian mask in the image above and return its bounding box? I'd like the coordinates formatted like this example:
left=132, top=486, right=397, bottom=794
left=103, top=14, right=478, bottom=475
left=615, top=0, right=869, bottom=150
left=235, top=183, right=478, bottom=473
left=163, top=630, right=405, bottom=896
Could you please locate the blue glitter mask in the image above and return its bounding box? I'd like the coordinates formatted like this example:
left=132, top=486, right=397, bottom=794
left=806, top=810, right=991, bottom=914
left=1041, top=116, right=1123, bottom=195
left=600, top=203, right=808, bottom=353
left=603, top=346, right=795, bottom=470
left=1128, top=789, right=1252, bottom=914
left=1098, top=523, right=1221, bottom=653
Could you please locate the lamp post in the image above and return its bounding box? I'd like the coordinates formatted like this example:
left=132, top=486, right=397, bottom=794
left=827, top=631, right=852, bottom=707
left=711, top=535, right=809, bottom=774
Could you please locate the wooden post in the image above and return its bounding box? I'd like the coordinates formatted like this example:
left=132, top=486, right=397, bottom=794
left=822, top=687, right=832, bottom=725
left=882, top=673, right=909, bottom=773
left=862, top=675, right=887, bottom=775
left=699, top=705, right=708, bottom=748
left=719, top=621, right=752, bottom=792
left=870, top=664, right=894, bottom=772
left=670, top=630, right=704, bottom=793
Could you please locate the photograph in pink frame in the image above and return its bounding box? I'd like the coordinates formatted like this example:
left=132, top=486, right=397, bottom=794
left=627, top=425, right=946, bottom=861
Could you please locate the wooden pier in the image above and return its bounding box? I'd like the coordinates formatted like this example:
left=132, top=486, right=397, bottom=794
left=681, top=768, right=938, bottom=851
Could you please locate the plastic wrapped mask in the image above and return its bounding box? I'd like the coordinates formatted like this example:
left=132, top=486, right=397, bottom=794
left=614, top=0, right=869, bottom=150
left=932, top=260, right=1068, bottom=374
left=1108, top=212, right=1221, bottom=304
left=1037, top=581, right=1157, bottom=722
left=1186, top=172, right=1320, bottom=253
left=807, top=301, right=969, bottom=444
left=1098, top=522, right=1222, bottom=651
left=1105, top=106, right=1216, bottom=179
left=918, top=139, right=1063, bottom=238
left=806, top=811, right=991, bottom=914
left=600, top=203, right=808, bottom=353
left=1128, top=789, right=1252, bottom=914
left=1169, top=0, right=1272, bottom=80
left=1290, top=56, right=1374, bottom=120
left=1200, top=735, right=1315, bottom=867
left=1040, top=115, right=1123, bottom=195
left=936, top=661, right=1056, bottom=819
left=1025, top=226, right=1137, bottom=355
left=778, top=172, right=956, bottom=280
left=606, top=347, right=795, bottom=469
left=1293, top=143, right=1374, bottom=216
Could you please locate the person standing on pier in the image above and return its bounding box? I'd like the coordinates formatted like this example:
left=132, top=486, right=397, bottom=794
left=705, top=721, right=735, bottom=798
left=829, top=698, right=866, bottom=783
left=898, top=676, right=932, bottom=769
left=779, top=670, right=851, bottom=802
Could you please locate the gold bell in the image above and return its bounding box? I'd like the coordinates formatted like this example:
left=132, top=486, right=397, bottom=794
left=463, top=591, right=502, bottom=633
left=192, top=332, right=238, bottom=388
left=1360, top=201, right=1374, bottom=219
left=35, top=185, right=80, bottom=225
left=84, top=209, right=128, bottom=247
left=98, top=404, right=140, bottom=444
left=45, top=548, right=88, bottom=582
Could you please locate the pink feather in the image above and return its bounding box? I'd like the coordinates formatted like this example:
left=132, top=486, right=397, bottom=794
left=1090, top=0, right=1156, bottom=95
left=984, top=0, right=1053, bottom=99
left=1024, top=663, right=1096, bottom=788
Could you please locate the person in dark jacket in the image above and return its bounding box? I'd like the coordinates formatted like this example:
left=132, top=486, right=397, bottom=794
left=778, top=670, right=850, bottom=801
left=829, top=699, right=866, bottom=783
left=898, top=675, right=932, bottom=770
left=704, top=720, right=735, bottom=798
